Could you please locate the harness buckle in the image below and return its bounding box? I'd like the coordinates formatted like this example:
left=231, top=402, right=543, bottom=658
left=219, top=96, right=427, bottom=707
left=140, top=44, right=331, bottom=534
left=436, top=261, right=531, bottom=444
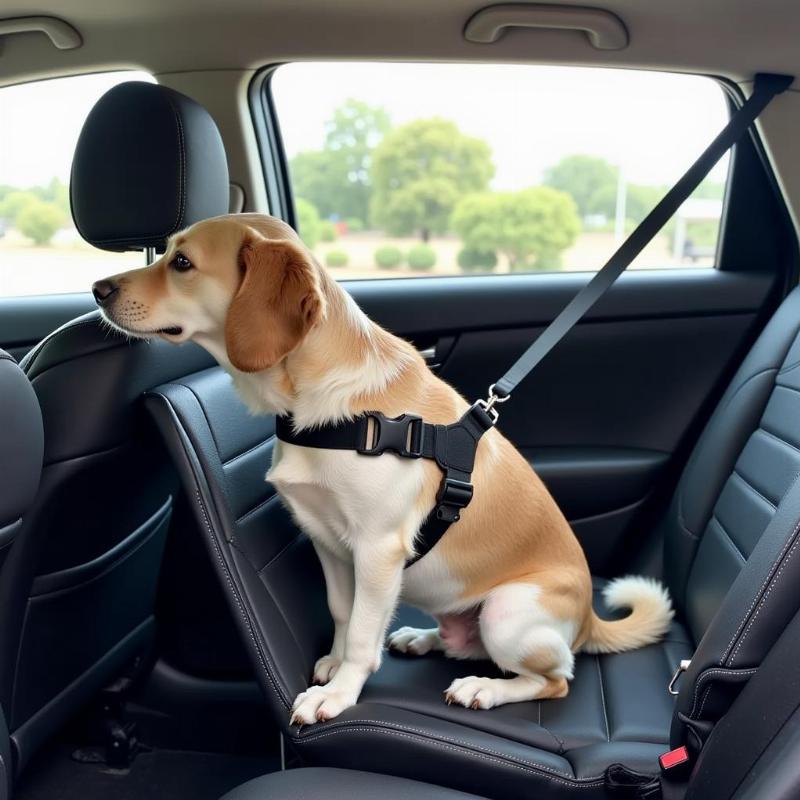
left=435, top=477, right=474, bottom=523
left=357, top=412, right=424, bottom=458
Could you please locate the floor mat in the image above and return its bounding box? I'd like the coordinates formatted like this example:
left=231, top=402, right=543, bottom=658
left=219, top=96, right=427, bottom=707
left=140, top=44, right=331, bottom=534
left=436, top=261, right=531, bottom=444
left=17, top=745, right=277, bottom=800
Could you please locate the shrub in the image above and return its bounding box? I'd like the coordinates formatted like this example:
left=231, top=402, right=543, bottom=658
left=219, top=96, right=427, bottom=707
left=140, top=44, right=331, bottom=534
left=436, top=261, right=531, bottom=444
left=457, top=248, right=498, bottom=273
left=407, top=244, right=436, bottom=271
left=374, top=246, right=403, bottom=270
left=320, top=221, right=338, bottom=242
left=0, top=190, right=39, bottom=224
left=295, top=198, right=322, bottom=248
left=345, top=217, right=364, bottom=233
left=17, top=200, right=63, bottom=245
left=326, top=249, right=349, bottom=268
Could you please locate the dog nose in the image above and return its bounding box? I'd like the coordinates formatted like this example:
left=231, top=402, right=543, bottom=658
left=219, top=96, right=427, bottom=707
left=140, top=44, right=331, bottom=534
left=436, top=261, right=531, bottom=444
left=92, top=279, right=119, bottom=306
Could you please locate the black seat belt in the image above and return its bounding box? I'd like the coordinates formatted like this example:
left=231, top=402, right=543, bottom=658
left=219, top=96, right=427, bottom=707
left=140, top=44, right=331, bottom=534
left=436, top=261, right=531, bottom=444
left=490, top=72, right=792, bottom=402
left=277, top=73, right=792, bottom=568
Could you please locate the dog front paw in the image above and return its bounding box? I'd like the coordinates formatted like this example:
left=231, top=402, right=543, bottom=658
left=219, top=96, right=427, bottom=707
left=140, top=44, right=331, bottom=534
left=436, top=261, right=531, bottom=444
left=312, top=654, right=341, bottom=685
left=290, top=684, right=357, bottom=725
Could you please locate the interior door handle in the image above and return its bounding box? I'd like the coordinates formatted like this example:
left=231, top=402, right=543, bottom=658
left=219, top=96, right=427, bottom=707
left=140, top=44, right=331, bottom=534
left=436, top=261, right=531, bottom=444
left=418, top=337, right=456, bottom=372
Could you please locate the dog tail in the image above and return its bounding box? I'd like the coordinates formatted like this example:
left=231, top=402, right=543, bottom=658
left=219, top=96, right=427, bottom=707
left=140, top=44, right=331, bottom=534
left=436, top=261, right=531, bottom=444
left=583, top=576, right=674, bottom=654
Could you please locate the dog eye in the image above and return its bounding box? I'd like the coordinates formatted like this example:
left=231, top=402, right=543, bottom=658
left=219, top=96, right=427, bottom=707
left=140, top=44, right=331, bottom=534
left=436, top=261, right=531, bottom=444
left=170, top=252, right=194, bottom=273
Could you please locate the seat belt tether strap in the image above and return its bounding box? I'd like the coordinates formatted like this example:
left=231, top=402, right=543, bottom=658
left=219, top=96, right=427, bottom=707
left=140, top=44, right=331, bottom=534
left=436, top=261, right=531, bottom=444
left=490, top=72, right=793, bottom=403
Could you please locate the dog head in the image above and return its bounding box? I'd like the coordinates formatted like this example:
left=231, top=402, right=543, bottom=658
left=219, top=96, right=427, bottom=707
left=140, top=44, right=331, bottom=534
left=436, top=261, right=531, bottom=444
left=92, top=214, right=325, bottom=372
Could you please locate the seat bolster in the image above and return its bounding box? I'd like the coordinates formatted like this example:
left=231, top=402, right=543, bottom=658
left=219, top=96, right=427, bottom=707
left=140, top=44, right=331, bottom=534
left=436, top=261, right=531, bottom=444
left=672, top=472, right=800, bottom=744
left=0, top=351, right=42, bottom=527
left=291, top=703, right=607, bottom=799
left=664, top=287, right=800, bottom=610
left=21, top=312, right=213, bottom=464
left=222, top=768, right=488, bottom=800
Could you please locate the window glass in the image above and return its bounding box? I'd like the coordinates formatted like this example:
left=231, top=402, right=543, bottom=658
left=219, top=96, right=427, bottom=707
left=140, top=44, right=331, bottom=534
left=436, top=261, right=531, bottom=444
left=271, top=63, right=730, bottom=279
left=0, top=72, right=154, bottom=297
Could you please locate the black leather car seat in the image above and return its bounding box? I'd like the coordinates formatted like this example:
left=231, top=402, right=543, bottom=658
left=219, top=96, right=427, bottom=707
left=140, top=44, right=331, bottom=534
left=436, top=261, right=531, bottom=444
left=144, top=280, right=800, bottom=799
left=0, top=350, right=43, bottom=800
left=224, top=594, right=800, bottom=800
left=0, top=81, right=224, bottom=773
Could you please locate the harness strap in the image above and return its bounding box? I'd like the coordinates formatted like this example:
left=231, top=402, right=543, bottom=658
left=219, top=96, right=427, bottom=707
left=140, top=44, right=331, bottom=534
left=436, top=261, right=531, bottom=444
left=276, top=402, right=495, bottom=567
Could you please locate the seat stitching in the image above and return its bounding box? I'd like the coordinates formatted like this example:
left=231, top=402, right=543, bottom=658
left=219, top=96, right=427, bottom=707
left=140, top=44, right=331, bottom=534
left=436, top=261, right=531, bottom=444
left=236, top=492, right=280, bottom=525
left=689, top=667, right=758, bottom=719
left=313, top=719, right=583, bottom=779
left=595, top=656, right=610, bottom=742
left=730, top=529, right=800, bottom=665
left=295, top=724, right=606, bottom=786
left=731, top=468, right=778, bottom=509
left=183, top=383, right=225, bottom=457
left=721, top=515, right=800, bottom=664
left=193, top=486, right=289, bottom=708
left=223, top=435, right=276, bottom=467
left=162, top=93, right=186, bottom=235
left=710, top=515, right=747, bottom=564
left=152, top=392, right=292, bottom=709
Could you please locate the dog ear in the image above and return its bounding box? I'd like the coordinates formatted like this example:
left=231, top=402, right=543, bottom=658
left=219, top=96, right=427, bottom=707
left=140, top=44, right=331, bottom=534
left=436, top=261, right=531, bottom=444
left=225, top=234, right=324, bottom=373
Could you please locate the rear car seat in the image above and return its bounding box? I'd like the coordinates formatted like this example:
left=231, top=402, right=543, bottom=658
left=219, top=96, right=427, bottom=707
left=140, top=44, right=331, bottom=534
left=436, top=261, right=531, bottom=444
left=223, top=594, right=800, bottom=799
left=144, top=281, right=800, bottom=799
left=0, top=81, right=223, bottom=774
left=0, top=349, right=43, bottom=799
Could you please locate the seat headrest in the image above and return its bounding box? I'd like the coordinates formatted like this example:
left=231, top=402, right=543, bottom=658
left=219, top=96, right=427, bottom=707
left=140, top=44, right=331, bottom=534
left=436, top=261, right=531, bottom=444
left=0, top=350, right=43, bottom=527
left=71, top=81, right=230, bottom=252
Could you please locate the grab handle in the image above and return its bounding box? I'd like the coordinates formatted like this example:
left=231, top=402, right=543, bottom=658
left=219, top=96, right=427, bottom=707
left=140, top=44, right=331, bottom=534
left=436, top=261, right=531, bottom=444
left=464, top=4, right=628, bottom=50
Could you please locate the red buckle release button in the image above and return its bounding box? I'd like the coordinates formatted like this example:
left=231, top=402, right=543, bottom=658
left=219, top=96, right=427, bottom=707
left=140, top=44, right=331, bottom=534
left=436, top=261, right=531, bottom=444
left=659, top=746, right=690, bottom=771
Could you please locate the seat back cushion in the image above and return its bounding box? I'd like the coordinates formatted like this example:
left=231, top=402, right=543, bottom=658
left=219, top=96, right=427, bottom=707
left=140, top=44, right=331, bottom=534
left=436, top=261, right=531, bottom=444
left=661, top=288, right=800, bottom=743
left=664, top=287, right=800, bottom=640
left=0, top=350, right=43, bottom=564
left=146, top=369, right=332, bottom=726
left=0, top=316, right=213, bottom=769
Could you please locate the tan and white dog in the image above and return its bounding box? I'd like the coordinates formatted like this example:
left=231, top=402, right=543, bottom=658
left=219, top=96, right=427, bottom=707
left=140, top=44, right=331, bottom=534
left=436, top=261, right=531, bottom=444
left=93, top=213, right=673, bottom=725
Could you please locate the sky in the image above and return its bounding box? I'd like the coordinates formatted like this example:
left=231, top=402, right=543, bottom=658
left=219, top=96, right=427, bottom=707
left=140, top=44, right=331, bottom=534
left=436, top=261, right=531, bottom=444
left=272, top=63, right=731, bottom=191
left=0, top=63, right=730, bottom=192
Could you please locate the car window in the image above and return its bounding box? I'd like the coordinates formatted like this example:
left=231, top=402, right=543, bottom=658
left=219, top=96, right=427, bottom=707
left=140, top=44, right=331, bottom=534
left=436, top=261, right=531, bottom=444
left=0, top=72, right=155, bottom=298
left=270, top=63, right=730, bottom=279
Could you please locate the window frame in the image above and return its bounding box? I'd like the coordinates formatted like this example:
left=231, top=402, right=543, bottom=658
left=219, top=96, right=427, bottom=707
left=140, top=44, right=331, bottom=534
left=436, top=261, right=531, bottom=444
left=250, top=62, right=797, bottom=282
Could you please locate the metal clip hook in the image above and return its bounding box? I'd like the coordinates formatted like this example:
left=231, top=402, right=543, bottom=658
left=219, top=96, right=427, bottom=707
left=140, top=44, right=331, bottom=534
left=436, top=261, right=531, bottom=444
left=668, top=659, right=691, bottom=696
left=476, top=383, right=510, bottom=424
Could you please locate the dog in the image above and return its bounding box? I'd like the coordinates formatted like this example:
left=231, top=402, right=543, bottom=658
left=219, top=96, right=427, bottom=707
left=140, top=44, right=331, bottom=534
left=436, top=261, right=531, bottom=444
left=92, top=213, right=673, bottom=725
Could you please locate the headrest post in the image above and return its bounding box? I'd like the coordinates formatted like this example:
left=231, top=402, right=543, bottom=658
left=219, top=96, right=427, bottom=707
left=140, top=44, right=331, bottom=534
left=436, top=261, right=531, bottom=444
left=145, top=246, right=157, bottom=265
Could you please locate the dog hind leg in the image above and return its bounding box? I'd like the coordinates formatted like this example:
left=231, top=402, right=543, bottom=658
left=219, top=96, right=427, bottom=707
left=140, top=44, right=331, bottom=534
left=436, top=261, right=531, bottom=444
left=444, top=581, right=577, bottom=709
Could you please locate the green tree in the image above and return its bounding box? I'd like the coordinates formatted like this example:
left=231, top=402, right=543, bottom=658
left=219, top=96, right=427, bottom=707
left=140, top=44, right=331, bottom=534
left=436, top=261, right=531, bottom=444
left=452, top=187, right=580, bottom=271
left=16, top=200, right=64, bottom=245
left=295, top=198, right=322, bottom=248
left=543, top=155, right=619, bottom=218
left=0, top=190, right=39, bottom=223
left=370, top=118, right=494, bottom=241
left=290, top=99, right=390, bottom=225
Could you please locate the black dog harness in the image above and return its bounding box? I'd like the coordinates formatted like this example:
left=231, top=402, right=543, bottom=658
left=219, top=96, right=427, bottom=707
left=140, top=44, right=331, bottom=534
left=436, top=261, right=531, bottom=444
left=276, top=74, right=789, bottom=569
left=276, top=399, right=498, bottom=566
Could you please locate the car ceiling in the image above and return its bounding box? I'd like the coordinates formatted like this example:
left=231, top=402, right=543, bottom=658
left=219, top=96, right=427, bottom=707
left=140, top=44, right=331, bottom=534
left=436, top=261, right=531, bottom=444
left=0, top=0, right=798, bottom=85
left=2, top=0, right=800, bottom=236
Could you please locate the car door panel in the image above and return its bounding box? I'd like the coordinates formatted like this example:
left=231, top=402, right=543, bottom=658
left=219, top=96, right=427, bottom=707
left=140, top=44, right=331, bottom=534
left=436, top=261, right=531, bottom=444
left=0, top=266, right=773, bottom=574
